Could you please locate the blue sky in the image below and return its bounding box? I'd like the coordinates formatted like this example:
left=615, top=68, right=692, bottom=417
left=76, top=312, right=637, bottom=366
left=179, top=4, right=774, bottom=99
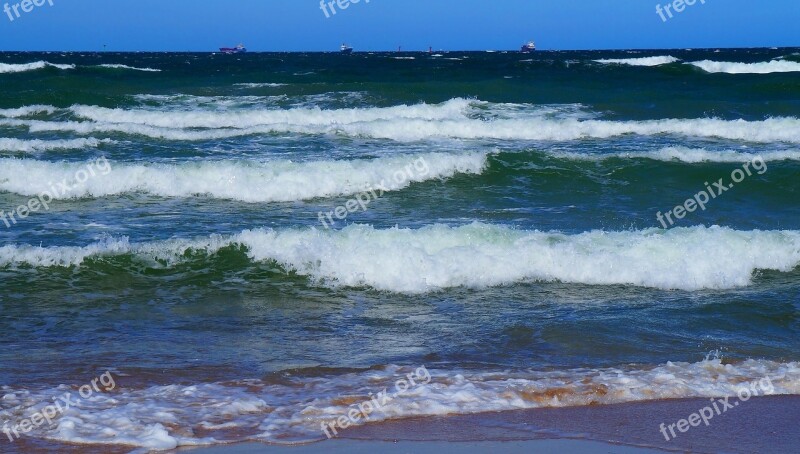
left=0, top=0, right=797, bottom=51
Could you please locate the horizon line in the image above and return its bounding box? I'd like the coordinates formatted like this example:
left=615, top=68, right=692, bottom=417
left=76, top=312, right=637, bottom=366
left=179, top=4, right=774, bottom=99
left=1, top=45, right=798, bottom=53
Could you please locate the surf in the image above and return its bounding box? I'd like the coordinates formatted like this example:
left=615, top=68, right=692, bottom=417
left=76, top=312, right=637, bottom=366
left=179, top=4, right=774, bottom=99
left=4, top=99, right=800, bottom=143
left=2, top=224, right=799, bottom=293
left=594, top=56, right=680, bottom=66
left=688, top=59, right=800, bottom=74
left=0, top=61, right=74, bottom=74
left=0, top=152, right=488, bottom=202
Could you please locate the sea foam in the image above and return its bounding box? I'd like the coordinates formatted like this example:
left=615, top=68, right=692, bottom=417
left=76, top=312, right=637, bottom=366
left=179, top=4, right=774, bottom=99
left=96, top=64, right=162, bottom=72
left=689, top=59, right=800, bottom=74
left=0, top=137, right=112, bottom=153
left=0, top=152, right=487, bottom=202
left=3, top=99, right=800, bottom=143
left=551, top=146, right=800, bottom=163
left=2, top=224, right=798, bottom=293
left=0, top=61, right=74, bottom=74
left=594, top=56, right=680, bottom=66
left=2, top=359, right=798, bottom=447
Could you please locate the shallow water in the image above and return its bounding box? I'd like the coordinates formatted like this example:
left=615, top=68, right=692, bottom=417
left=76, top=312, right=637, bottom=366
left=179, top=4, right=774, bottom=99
left=1, top=49, right=799, bottom=450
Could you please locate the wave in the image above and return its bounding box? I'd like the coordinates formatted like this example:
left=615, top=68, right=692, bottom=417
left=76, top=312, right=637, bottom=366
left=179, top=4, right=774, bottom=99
left=594, top=56, right=680, bottom=66
left=2, top=224, right=798, bottom=293
left=1, top=359, right=798, bottom=448
left=0, top=152, right=487, bottom=202
left=688, top=60, right=800, bottom=74
left=234, top=83, right=288, bottom=88
left=4, top=100, right=800, bottom=143
left=96, top=64, right=162, bottom=72
left=68, top=100, right=470, bottom=129
left=552, top=146, right=800, bottom=163
left=0, top=137, right=112, bottom=153
left=0, top=61, right=75, bottom=74
left=0, top=105, right=58, bottom=118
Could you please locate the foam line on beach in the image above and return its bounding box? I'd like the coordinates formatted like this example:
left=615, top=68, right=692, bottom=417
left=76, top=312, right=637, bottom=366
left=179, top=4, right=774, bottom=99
left=1, top=359, right=798, bottom=448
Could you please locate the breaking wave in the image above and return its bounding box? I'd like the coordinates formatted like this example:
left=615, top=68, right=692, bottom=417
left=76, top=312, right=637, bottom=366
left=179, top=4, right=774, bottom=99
left=0, top=152, right=487, bottom=202
left=0, top=137, right=112, bottom=153
left=2, top=99, right=800, bottom=143
left=1, top=224, right=798, bottom=293
left=551, top=146, right=800, bottom=163
left=96, top=64, right=162, bottom=72
left=594, top=56, right=680, bottom=66
left=688, top=59, right=800, bottom=74
left=0, top=61, right=75, bottom=74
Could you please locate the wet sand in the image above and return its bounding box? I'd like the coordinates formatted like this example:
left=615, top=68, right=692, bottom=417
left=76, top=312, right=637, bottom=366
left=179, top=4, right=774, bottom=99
left=7, top=396, right=797, bottom=453
left=192, top=395, right=799, bottom=454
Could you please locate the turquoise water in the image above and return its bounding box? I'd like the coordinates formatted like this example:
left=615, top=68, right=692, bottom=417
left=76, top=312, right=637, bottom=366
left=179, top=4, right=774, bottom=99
left=1, top=49, right=799, bottom=449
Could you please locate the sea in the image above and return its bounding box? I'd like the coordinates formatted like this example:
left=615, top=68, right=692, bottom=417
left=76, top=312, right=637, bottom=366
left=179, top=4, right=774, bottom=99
left=0, top=48, right=799, bottom=451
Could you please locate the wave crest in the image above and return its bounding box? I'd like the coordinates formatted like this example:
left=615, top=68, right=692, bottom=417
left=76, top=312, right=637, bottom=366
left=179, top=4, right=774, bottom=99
left=0, top=152, right=487, bottom=202
left=689, top=59, right=800, bottom=74
left=0, top=61, right=74, bottom=74
left=594, top=56, right=680, bottom=66
left=2, top=224, right=799, bottom=292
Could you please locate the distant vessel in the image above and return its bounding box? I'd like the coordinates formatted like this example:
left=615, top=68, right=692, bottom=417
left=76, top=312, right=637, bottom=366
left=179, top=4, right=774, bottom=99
left=520, top=41, right=536, bottom=53
left=340, top=44, right=353, bottom=54
left=220, top=44, right=247, bottom=54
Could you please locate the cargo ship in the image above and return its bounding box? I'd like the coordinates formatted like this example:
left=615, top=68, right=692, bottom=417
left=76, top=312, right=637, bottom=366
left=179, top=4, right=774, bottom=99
left=220, top=44, right=247, bottom=54
left=340, top=44, right=353, bottom=54
left=520, top=41, right=536, bottom=53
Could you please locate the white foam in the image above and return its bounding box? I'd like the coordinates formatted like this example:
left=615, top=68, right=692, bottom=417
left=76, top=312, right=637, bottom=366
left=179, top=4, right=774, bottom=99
left=594, top=56, right=680, bottom=66
left=552, top=146, right=800, bottom=163
left=0, top=105, right=58, bottom=118
left=69, top=98, right=471, bottom=129
left=4, top=99, right=800, bottom=143
left=0, top=137, right=112, bottom=153
left=97, top=64, right=162, bottom=72
left=689, top=60, right=800, bottom=74
left=0, top=152, right=487, bottom=202
left=131, top=94, right=288, bottom=110
left=2, top=225, right=798, bottom=293
left=2, top=359, right=798, bottom=447
left=234, top=83, right=288, bottom=88
left=0, top=61, right=75, bottom=74
left=234, top=224, right=800, bottom=292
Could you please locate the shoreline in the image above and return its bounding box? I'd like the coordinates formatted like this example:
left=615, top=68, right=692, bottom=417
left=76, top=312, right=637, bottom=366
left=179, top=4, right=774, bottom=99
left=5, top=395, right=798, bottom=452
left=195, top=395, right=797, bottom=453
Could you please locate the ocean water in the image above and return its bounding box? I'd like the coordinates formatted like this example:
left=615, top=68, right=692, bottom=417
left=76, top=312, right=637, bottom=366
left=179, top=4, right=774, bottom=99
left=0, top=48, right=799, bottom=450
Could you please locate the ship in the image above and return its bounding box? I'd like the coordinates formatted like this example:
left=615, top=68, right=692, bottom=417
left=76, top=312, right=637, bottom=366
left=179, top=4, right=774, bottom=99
left=340, top=44, right=353, bottom=54
left=520, top=41, right=536, bottom=53
left=220, top=44, right=247, bottom=54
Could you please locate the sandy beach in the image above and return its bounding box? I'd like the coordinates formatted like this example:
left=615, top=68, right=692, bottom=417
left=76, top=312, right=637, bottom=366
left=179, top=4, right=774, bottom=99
left=187, top=395, right=799, bottom=454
